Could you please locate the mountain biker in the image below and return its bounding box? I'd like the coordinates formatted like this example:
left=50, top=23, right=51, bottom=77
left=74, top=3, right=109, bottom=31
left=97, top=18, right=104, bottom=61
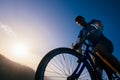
left=72, top=16, right=120, bottom=75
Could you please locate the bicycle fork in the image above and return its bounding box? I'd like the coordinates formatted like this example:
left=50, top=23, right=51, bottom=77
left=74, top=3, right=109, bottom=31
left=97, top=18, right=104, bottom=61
left=67, top=56, right=86, bottom=80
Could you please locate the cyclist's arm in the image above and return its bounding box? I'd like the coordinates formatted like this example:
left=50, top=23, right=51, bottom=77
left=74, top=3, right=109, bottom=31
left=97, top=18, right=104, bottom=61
left=72, top=38, right=82, bottom=50
left=73, top=30, right=86, bottom=50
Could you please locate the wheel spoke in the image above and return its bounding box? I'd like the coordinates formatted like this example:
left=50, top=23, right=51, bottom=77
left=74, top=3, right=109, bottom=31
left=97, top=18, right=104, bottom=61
left=35, top=48, right=94, bottom=80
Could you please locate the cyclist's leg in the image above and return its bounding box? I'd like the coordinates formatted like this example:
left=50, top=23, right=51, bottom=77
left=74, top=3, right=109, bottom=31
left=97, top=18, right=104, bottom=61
left=94, top=55, right=103, bottom=77
left=93, top=40, right=117, bottom=79
left=94, top=40, right=120, bottom=74
left=104, top=53, right=120, bottom=74
left=96, top=52, right=120, bottom=80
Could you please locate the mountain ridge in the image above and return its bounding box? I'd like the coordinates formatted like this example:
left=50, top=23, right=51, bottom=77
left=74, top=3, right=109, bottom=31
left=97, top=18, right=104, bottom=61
left=0, top=54, right=35, bottom=80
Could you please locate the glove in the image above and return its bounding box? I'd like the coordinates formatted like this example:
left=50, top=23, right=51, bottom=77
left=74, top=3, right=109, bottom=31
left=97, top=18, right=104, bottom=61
left=72, top=43, right=79, bottom=50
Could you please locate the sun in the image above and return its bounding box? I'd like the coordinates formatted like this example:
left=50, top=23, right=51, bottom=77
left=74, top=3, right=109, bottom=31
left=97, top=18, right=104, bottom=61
left=10, top=42, right=29, bottom=58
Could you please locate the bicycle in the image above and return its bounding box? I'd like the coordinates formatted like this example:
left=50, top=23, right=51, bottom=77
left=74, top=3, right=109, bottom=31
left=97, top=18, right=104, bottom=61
left=35, top=41, right=120, bottom=80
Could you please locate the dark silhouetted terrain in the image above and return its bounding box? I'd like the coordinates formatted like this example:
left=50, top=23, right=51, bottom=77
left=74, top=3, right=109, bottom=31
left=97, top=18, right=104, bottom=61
left=0, top=54, right=35, bottom=80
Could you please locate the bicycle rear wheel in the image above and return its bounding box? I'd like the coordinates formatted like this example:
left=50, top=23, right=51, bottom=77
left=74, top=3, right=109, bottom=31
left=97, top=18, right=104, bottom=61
left=35, top=47, right=95, bottom=80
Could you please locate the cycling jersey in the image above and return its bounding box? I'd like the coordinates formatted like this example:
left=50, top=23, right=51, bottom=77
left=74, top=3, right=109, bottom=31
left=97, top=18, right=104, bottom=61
left=78, top=24, right=104, bottom=46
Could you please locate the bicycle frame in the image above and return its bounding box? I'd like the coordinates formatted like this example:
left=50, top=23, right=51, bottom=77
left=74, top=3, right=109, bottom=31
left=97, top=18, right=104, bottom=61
left=69, top=42, right=104, bottom=79
left=35, top=41, right=120, bottom=80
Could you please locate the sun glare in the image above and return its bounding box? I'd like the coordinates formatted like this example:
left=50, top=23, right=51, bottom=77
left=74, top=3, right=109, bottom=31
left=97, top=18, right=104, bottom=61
left=10, top=42, right=29, bottom=58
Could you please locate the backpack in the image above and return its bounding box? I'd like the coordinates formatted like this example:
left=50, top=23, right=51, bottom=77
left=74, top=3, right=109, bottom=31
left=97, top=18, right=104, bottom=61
left=89, top=19, right=104, bottom=31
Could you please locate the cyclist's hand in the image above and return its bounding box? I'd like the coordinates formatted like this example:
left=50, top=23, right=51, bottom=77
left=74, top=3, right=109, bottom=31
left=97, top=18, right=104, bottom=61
left=71, top=43, right=79, bottom=50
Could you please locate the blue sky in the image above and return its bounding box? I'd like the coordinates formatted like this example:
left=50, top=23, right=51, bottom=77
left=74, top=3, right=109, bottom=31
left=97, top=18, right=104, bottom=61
left=0, top=0, right=120, bottom=70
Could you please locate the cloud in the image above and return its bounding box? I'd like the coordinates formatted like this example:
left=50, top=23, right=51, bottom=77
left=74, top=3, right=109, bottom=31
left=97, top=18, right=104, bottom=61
left=0, top=23, right=16, bottom=38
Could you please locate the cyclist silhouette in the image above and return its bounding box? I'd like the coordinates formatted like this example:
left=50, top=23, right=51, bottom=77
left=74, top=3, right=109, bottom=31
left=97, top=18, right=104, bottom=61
left=73, top=16, right=120, bottom=75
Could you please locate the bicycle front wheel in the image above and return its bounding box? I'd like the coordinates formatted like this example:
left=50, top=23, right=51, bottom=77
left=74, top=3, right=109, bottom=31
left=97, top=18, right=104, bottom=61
left=35, top=47, right=94, bottom=80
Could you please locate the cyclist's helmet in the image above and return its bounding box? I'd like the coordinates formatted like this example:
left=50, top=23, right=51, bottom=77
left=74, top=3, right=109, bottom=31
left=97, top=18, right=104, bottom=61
left=75, top=16, right=85, bottom=23
left=75, top=16, right=86, bottom=26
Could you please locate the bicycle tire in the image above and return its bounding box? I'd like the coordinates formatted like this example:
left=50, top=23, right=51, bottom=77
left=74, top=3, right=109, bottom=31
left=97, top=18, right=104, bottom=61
left=35, top=47, right=95, bottom=80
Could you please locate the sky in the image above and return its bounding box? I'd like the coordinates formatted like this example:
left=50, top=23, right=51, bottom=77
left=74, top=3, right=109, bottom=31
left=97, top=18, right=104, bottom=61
left=0, top=0, right=120, bottom=70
